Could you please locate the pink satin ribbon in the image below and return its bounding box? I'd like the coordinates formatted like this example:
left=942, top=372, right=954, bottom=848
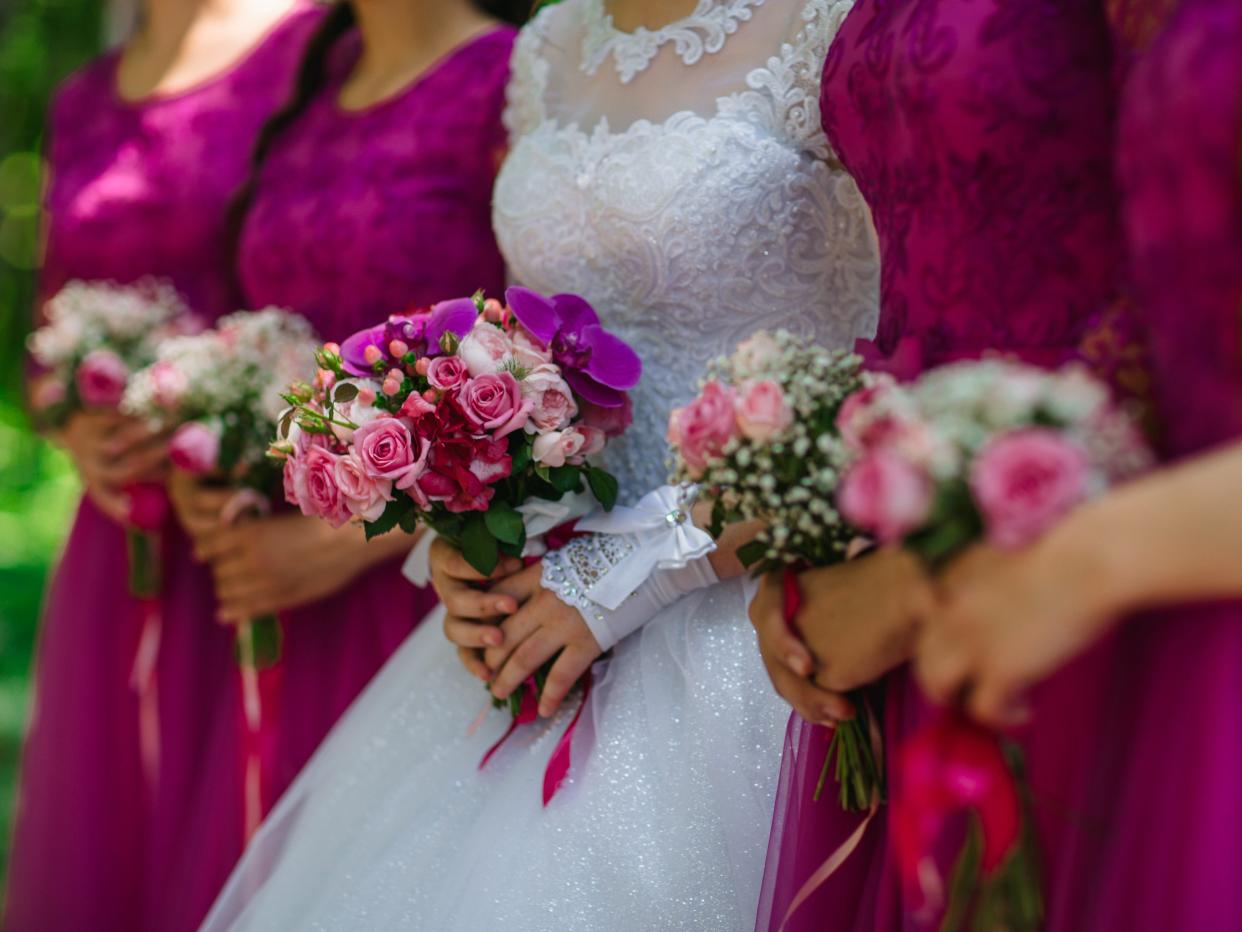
left=130, top=597, right=163, bottom=795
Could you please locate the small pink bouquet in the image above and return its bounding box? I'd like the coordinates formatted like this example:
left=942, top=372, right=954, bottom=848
left=27, top=278, right=199, bottom=596
left=123, top=308, right=320, bottom=667
left=835, top=358, right=1150, bottom=930
left=273, top=288, right=637, bottom=575
left=667, top=330, right=884, bottom=813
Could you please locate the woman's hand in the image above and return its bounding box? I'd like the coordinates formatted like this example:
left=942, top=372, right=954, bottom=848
left=749, top=548, right=930, bottom=724
left=196, top=512, right=400, bottom=623
left=58, top=411, right=170, bottom=523
left=168, top=468, right=236, bottom=549
left=428, top=536, right=523, bottom=682
left=915, top=537, right=1118, bottom=729
left=481, top=563, right=603, bottom=718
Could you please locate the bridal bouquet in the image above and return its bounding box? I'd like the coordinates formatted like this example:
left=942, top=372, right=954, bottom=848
left=273, top=288, right=635, bottom=572
left=123, top=308, right=321, bottom=667
left=835, top=359, right=1150, bottom=930
left=27, top=278, right=199, bottom=596
left=667, top=330, right=884, bottom=813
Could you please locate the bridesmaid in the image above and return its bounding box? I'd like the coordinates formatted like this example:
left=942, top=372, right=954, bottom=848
left=753, top=2, right=1135, bottom=929
left=6, top=2, right=324, bottom=930
left=172, top=0, right=523, bottom=848
left=915, top=0, right=1242, bottom=926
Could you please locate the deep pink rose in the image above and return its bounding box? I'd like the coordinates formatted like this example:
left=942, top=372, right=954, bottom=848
left=76, top=349, right=129, bottom=408
left=168, top=421, right=220, bottom=475
left=836, top=376, right=903, bottom=452
left=353, top=417, right=420, bottom=484
left=427, top=355, right=469, bottom=391
left=459, top=372, right=531, bottom=438
left=971, top=428, right=1090, bottom=549
left=521, top=363, right=577, bottom=432
left=735, top=379, right=793, bottom=443
left=335, top=451, right=394, bottom=522
left=667, top=380, right=738, bottom=479
left=580, top=395, right=633, bottom=438
left=532, top=426, right=604, bottom=468
left=457, top=319, right=513, bottom=377
left=301, top=446, right=351, bottom=528
left=123, top=482, right=170, bottom=532
left=838, top=451, right=933, bottom=543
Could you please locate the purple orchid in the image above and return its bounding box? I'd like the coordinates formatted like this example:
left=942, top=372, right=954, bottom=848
left=340, top=298, right=478, bottom=376
left=505, top=287, right=642, bottom=407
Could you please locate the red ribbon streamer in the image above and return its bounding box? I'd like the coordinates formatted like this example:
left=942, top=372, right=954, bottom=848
left=130, top=597, right=162, bottom=796
left=541, top=669, right=592, bottom=806
left=479, top=676, right=540, bottom=770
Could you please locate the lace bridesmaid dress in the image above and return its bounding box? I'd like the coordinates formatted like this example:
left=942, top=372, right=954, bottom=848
left=4, top=8, right=323, bottom=932
left=234, top=23, right=514, bottom=803
left=202, top=2, right=878, bottom=929
left=1070, top=2, right=1242, bottom=927
left=759, top=3, right=1130, bottom=929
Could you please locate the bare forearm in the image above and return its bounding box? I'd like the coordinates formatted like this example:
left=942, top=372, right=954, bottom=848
left=1054, top=441, right=1242, bottom=614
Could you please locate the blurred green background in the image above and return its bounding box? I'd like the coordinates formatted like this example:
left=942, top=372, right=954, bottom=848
left=0, top=0, right=102, bottom=895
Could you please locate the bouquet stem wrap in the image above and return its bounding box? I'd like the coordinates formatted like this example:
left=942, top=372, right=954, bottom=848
left=124, top=482, right=169, bottom=796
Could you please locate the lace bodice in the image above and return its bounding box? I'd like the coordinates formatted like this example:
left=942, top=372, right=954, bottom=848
left=494, top=0, right=879, bottom=500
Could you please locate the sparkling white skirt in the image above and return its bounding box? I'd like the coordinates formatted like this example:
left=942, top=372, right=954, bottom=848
left=202, top=577, right=788, bottom=931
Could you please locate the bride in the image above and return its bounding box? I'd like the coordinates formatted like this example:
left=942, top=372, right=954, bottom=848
left=205, top=0, right=877, bottom=928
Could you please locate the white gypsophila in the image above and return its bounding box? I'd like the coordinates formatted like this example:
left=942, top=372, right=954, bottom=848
left=29, top=278, right=190, bottom=368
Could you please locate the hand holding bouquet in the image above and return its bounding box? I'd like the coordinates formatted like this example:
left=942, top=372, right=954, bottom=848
left=667, top=330, right=885, bottom=812
left=834, top=359, right=1150, bottom=931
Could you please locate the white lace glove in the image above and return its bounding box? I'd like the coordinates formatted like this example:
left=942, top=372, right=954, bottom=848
left=539, top=486, right=718, bottom=651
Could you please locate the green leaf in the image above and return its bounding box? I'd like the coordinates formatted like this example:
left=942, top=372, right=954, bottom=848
left=484, top=502, right=525, bottom=546
left=586, top=467, right=620, bottom=511
left=333, top=382, right=359, bottom=403
left=461, top=512, right=500, bottom=576
left=510, top=435, right=533, bottom=474
left=736, top=539, right=768, bottom=569
left=535, top=464, right=552, bottom=483
left=365, top=497, right=413, bottom=541
left=548, top=465, right=582, bottom=493
left=397, top=509, right=418, bottom=534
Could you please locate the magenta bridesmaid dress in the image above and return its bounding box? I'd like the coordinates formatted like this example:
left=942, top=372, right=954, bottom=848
left=759, top=2, right=1132, bottom=929
left=1071, top=1, right=1242, bottom=927
left=5, top=7, right=324, bottom=932
left=234, top=20, right=515, bottom=815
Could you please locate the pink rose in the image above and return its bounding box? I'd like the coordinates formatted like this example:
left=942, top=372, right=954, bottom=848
left=352, top=417, right=429, bottom=490
left=123, top=482, right=170, bottom=532
left=283, top=453, right=307, bottom=509
left=427, top=355, right=469, bottom=391
left=168, top=421, right=220, bottom=475
left=148, top=360, right=188, bottom=410
left=836, top=375, right=902, bottom=452
left=521, top=364, right=578, bottom=432
left=457, top=319, right=513, bottom=377
left=511, top=327, right=552, bottom=370
left=76, top=349, right=129, bottom=408
left=532, top=426, right=605, bottom=468
left=667, top=380, right=738, bottom=479
left=398, top=391, right=436, bottom=420
left=735, top=379, right=793, bottom=443
left=970, top=428, right=1090, bottom=549
left=580, top=395, right=633, bottom=438
left=458, top=372, right=531, bottom=438
left=733, top=331, right=781, bottom=373
left=301, top=446, right=352, bottom=528
left=838, top=451, right=933, bottom=544
left=335, top=451, right=394, bottom=522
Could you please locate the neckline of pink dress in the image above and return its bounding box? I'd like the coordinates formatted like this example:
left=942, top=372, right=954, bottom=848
left=109, top=0, right=315, bottom=109
left=332, top=23, right=512, bottom=119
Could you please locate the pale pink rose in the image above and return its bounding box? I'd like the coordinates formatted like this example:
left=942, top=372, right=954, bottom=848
left=836, top=375, right=902, bottom=452
left=580, top=395, right=633, bottom=438
left=532, top=426, right=604, bottom=468
left=168, top=421, right=220, bottom=475
left=572, top=425, right=606, bottom=460
left=970, top=428, right=1090, bottom=549
left=838, top=451, right=933, bottom=544
left=283, top=453, right=308, bottom=509
left=459, top=372, right=531, bottom=438
left=334, top=451, right=394, bottom=522
left=735, top=379, right=793, bottom=443
left=511, top=327, right=552, bottom=370
left=521, top=363, right=578, bottom=432
left=457, top=319, right=514, bottom=377
left=331, top=381, right=383, bottom=443
left=76, top=349, right=129, bottom=407
left=352, top=417, right=421, bottom=485
left=301, top=446, right=351, bottom=528
left=147, top=360, right=188, bottom=410
left=733, top=331, right=781, bottom=373
left=427, top=355, right=469, bottom=391
left=667, top=380, right=739, bottom=479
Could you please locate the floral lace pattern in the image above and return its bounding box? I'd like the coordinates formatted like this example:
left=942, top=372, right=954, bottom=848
left=496, top=0, right=879, bottom=502
left=582, top=0, right=768, bottom=83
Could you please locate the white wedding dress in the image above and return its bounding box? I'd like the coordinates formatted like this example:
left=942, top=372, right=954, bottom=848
left=203, top=1, right=877, bottom=929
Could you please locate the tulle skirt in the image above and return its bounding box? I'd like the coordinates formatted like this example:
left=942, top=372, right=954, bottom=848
left=204, top=578, right=788, bottom=931
left=4, top=498, right=430, bottom=932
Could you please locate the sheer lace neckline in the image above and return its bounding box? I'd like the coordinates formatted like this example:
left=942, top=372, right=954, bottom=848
left=581, top=0, right=767, bottom=83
